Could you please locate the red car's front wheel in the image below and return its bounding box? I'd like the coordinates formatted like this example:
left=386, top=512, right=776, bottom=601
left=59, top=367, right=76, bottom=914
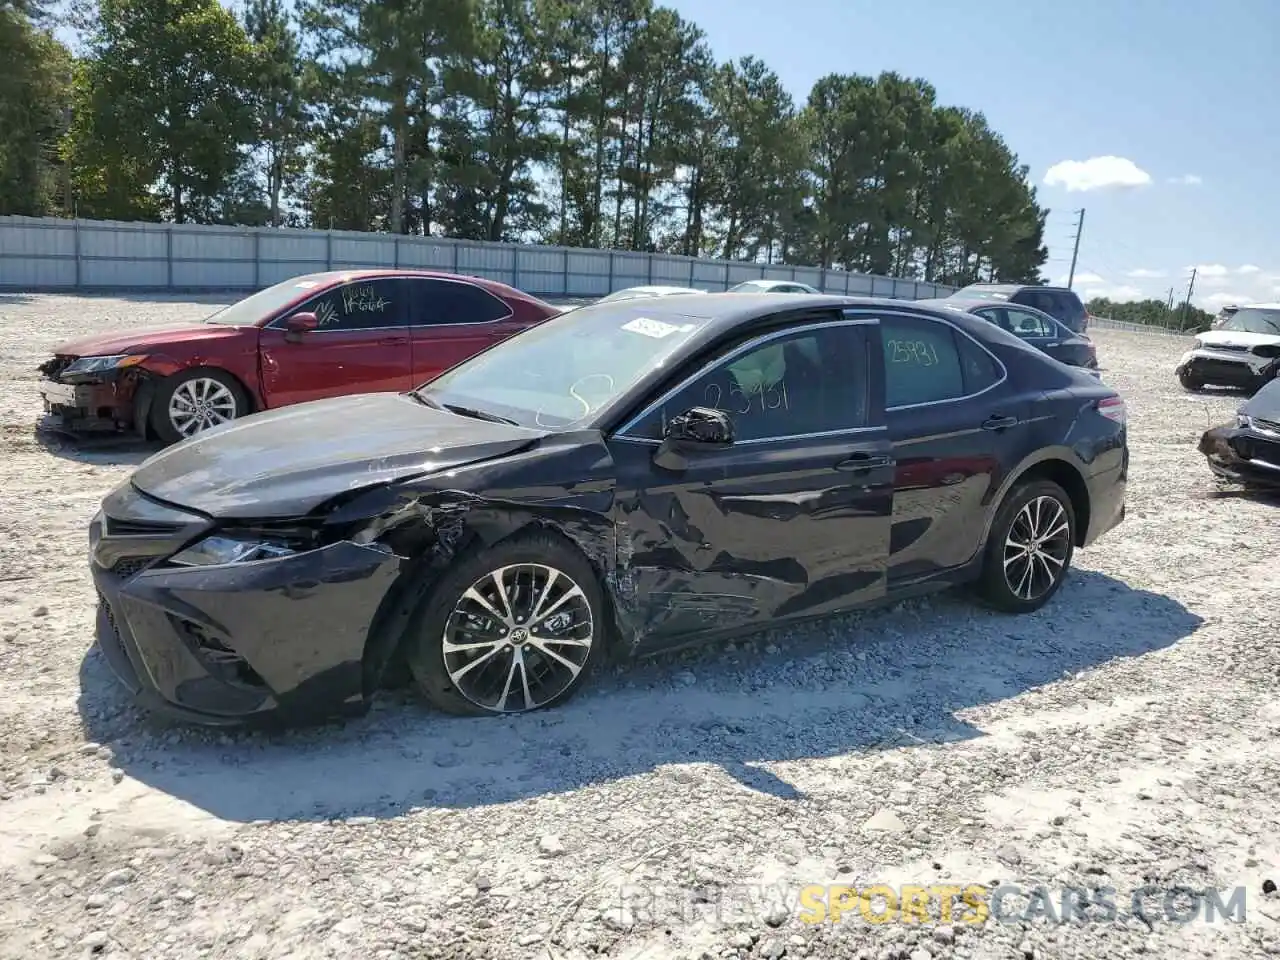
left=150, top=368, right=248, bottom=443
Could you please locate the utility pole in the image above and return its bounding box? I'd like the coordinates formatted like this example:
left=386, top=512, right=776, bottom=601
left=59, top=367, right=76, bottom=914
left=1181, top=268, right=1197, bottom=330
left=1066, top=208, right=1085, bottom=289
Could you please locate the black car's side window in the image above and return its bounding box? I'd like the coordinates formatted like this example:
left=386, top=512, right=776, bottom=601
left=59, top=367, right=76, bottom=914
left=882, top=316, right=969, bottom=407
left=290, top=278, right=405, bottom=331
left=409, top=279, right=512, bottom=326
left=631, top=324, right=868, bottom=442
left=956, top=331, right=1003, bottom=394
left=1004, top=308, right=1055, bottom=338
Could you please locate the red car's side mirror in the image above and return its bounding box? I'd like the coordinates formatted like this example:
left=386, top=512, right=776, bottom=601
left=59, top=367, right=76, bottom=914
left=284, top=312, right=318, bottom=342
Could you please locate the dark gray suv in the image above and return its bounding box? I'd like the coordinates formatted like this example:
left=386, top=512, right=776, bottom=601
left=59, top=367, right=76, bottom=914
left=948, top=283, right=1090, bottom=335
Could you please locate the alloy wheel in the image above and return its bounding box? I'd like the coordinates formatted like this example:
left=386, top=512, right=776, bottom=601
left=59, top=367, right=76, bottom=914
left=442, top=563, right=595, bottom=713
left=169, top=377, right=238, bottom=437
left=1002, top=495, right=1071, bottom=601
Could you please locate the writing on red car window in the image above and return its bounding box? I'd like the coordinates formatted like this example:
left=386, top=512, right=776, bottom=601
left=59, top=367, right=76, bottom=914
left=315, top=301, right=339, bottom=326
left=704, top=379, right=790, bottom=415
left=887, top=339, right=940, bottom=366
left=343, top=285, right=391, bottom=314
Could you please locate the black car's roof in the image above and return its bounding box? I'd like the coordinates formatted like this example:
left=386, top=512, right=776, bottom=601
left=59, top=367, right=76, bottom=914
left=579, top=292, right=1033, bottom=377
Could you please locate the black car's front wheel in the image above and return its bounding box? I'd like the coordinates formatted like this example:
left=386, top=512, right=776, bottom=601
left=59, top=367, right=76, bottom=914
left=405, top=533, right=607, bottom=716
left=975, top=479, right=1076, bottom=613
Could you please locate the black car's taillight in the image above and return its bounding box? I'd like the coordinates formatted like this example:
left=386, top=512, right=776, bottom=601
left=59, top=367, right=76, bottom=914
left=1097, top=396, right=1125, bottom=425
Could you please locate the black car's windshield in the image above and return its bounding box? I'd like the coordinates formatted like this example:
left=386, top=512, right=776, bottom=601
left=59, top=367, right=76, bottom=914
left=416, top=301, right=712, bottom=428
left=204, top=274, right=335, bottom=326
left=1220, top=308, right=1280, bottom=336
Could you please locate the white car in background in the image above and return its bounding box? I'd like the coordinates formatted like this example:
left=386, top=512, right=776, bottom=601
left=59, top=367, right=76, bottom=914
left=1176, top=303, right=1280, bottom=392
left=726, top=279, right=822, bottom=294
left=598, top=285, right=707, bottom=303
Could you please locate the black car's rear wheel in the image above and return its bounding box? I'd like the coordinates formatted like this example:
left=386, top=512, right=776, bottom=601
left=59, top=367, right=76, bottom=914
left=404, top=533, right=606, bottom=716
left=975, top=479, right=1075, bottom=613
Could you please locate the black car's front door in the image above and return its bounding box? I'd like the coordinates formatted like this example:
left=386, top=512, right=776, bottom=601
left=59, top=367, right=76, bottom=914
left=606, top=316, right=894, bottom=651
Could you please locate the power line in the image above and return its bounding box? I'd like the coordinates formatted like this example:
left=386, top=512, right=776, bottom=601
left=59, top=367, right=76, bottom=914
left=1067, top=208, right=1085, bottom=289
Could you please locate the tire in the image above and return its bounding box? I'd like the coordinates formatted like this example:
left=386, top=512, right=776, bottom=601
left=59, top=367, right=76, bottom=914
left=150, top=368, right=249, bottom=443
left=974, top=479, right=1076, bottom=613
left=1178, top=368, right=1202, bottom=391
left=404, top=532, right=607, bottom=717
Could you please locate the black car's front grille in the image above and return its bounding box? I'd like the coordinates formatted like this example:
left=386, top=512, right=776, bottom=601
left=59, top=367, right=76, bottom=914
left=102, top=515, right=186, bottom=538
left=1234, top=436, right=1280, bottom=465
left=1252, top=416, right=1280, bottom=435
left=111, top=556, right=155, bottom=578
left=1193, top=358, right=1253, bottom=381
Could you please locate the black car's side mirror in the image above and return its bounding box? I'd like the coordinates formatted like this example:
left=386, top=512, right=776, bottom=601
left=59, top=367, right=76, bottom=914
left=284, top=312, right=318, bottom=343
left=653, top=407, right=734, bottom=470
left=667, top=406, right=735, bottom=447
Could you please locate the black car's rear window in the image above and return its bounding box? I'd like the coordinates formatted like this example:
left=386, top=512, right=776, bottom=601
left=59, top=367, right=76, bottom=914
left=1014, top=289, right=1086, bottom=330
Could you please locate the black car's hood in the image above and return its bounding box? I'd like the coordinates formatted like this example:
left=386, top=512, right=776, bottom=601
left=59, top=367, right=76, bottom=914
left=1241, top=378, right=1280, bottom=420
left=130, top=393, right=547, bottom=519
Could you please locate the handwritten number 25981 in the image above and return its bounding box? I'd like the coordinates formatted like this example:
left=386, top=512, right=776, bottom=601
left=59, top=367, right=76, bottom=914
left=887, top=339, right=939, bottom=366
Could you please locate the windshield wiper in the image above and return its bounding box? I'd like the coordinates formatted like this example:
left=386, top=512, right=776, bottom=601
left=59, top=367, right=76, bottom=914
left=410, top=390, right=445, bottom=410
left=442, top=403, right=519, bottom=426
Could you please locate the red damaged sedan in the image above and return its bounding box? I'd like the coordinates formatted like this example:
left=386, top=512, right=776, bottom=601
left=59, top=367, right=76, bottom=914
left=37, top=270, right=560, bottom=442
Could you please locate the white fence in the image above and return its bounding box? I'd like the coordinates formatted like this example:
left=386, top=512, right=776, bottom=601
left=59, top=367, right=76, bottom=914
left=0, top=215, right=957, bottom=301
left=1089, top=316, right=1194, bottom=337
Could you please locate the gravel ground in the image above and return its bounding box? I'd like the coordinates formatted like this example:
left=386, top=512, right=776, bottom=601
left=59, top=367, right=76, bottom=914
left=1, top=293, right=1279, bottom=960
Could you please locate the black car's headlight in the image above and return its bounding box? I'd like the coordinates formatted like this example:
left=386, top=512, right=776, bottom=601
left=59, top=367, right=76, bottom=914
left=169, top=534, right=306, bottom=567
left=1237, top=414, right=1253, bottom=429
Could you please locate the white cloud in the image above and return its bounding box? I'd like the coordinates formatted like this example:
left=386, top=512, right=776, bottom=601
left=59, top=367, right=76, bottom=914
left=1200, top=292, right=1251, bottom=310
left=1043, top=156, right=1152, bottom=192
left=1053, top=272, right=1105, bottom=286
left=1188, top=264, right=1230, bottom=277
left=1167, top=174, right=1203, bottom=185
left=1092, top=285, right=1146, bottom=303
left=1237, top=264, right=1261, bottom=275
left=1126, top=268, right=1166, bottom=279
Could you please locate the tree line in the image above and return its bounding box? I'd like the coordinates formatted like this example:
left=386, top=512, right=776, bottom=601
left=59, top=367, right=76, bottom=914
left=1086, top=296, right=1214, bottom=334
left=3, top=0, right=1050, bottom=285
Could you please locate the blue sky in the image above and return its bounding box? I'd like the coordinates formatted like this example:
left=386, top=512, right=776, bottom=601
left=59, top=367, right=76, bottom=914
left=669, top=0, right=1279, bottom=309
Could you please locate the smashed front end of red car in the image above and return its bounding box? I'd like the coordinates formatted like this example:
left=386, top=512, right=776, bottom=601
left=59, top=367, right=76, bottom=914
left=37, top=353, right=152, bottom=436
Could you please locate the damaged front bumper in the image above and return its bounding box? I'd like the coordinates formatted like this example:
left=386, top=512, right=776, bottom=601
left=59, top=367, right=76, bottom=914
left=89, top=491, right=405, bottom=726
left=1198, top=423, right=1280, bottom=489
left=37, top=363, right=147, bottom=435
left=1176, top=349, right=1278, bottom=390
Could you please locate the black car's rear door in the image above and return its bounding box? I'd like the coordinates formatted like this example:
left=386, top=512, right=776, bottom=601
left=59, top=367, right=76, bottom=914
left=605, top=315, right=893, bottom=650
left=875, top=310, right=1032, bottom=587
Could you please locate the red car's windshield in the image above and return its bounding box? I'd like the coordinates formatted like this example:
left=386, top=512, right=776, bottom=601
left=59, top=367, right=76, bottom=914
left=203, top=274, right=337, bottom=326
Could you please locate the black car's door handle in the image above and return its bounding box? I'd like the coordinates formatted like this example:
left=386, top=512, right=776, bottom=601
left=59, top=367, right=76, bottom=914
left=982, top=414, right=1019, bottom=431
left=835, top=454, right=894, bottom=472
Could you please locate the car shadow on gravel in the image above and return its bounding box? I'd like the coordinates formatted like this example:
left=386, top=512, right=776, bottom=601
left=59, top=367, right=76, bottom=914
left=34, top=425, right=160, bottom=466
left=76, top=568, right=1203, bottom=822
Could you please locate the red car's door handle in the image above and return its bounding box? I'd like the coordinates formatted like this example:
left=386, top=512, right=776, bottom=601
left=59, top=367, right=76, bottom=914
left=378, top=336, right=409, bottom=346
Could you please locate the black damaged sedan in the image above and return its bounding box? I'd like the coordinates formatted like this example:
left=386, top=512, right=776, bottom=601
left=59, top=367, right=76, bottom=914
left=90, top=294, right=1129, bottom=726
left=1198, top=377, right=1280, bottom=489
